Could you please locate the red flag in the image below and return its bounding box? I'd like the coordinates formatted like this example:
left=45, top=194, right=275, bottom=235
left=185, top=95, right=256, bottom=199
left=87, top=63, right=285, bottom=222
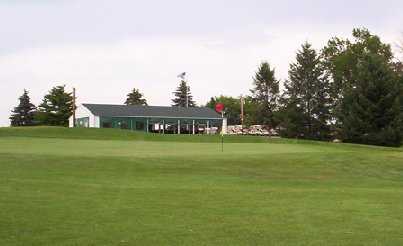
left=215, top=103, right=224, bottom=113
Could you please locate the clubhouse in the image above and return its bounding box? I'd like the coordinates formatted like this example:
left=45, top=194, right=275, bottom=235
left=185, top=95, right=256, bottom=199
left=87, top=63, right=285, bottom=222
left=69, top=104, right=227, bottom=134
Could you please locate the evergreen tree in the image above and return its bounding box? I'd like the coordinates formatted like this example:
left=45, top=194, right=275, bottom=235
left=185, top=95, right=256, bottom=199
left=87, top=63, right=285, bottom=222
left=277, top=97, right=305, bottom=138
left=322, top=28, right=394, bottom=132
left=340, top=53, right=402, bottom=146
left=172, top=80, right=196, bottom=107
left=280, top=43, right=331, bottom=140
left=10, top=89, right=36, bottom=126
left=250, top=62, right=280, bottom=127
left=323, top=28, right=402, bottom=146
left=125, top=88, right=147, bottom=106
left=38, top=85, right=74, bottom=126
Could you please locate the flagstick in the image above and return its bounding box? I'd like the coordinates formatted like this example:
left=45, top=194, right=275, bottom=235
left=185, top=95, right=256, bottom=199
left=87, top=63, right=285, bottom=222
left=221, top=111, right=224, bottom=153
left=215, top=103, right=225, bottom=153
left=221, top=132, right=224, bottom=152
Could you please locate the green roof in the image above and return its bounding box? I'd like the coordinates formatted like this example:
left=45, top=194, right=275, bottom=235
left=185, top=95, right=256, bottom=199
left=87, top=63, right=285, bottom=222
left=83, top=104, right=222, bottom=119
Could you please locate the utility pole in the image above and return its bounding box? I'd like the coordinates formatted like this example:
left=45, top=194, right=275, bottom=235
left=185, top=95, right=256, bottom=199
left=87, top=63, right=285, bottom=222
left=240, top=95, right=244, bottom=126
left=186, top=85, right=189, bottom=108
left=240, top=95, right=245, bottom=134
left=73, top=87, right=76, bottom=127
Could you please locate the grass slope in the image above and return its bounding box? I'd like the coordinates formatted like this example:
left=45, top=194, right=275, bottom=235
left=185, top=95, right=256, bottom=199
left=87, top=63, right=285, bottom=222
left=0, top=126, right=275, bottom=143
left=0, top=127, right=403, bottom=245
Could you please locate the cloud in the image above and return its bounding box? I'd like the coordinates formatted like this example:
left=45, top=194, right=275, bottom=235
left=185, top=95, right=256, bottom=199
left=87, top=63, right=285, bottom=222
left=0, top=36, right=259, bottom=125
left=1, top=0, right=402, bottom=126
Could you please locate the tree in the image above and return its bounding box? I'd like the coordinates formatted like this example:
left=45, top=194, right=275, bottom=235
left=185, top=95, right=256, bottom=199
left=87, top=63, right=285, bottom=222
left=398, top=37, right=403, bottom=56
left=125, top=88, right=147, bottom=106
left=38, top=85, right=74, bottom=126
left=242, top=96, right=260, bottom=126
left=340, top=53, right=402, bottom=146
left=395, top=36, right=403, bottom=75
left=10, top=89, right=36, bottom=126
left=323, top=28, right=402, bottom=146
left=206, top=96, right=241, bottom=125
left=322, top=28, right=394, bottom=130
left=250, top=62, right=280, bottom=127
left=206, top=95, right=259, bottom=126
left=280, top=43, right=331, bottom=140
left=172, top=80, right=196, bottom=107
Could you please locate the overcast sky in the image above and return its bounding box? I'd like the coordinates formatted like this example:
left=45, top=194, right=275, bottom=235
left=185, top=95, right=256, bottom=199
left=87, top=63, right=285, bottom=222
left=1, top=0, right=402, bottom=126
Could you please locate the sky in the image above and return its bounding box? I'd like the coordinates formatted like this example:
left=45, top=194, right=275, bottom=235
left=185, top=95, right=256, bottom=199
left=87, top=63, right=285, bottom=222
left=1, top=0, right=402, bottom=126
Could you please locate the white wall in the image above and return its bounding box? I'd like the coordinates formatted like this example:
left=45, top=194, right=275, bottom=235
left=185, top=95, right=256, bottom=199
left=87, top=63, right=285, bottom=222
left=69, top=104, right=98, bottom=128
left=94, top=116, right=100, bottom=128
left=222, top=118, right=228, bottom=135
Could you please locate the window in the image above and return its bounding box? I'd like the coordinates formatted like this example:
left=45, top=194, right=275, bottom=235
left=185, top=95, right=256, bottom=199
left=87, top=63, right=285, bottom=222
left=75, top=117, right=89, bottom=128
left=120, top=121, right=129, bottom=129
left=136, top=121, right=145, bottom=130
left=102, top=122, right=112, bottom=128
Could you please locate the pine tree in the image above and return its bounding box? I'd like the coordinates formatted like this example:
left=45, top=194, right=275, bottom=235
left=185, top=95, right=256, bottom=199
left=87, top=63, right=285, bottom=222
left=323, top=28, right=402, bottom=146
left=277, top=97, right=305, bottom=138
left=38, top=85, right=74, bottom=126
left=172, top=80, right=196, bottom=107
left=280, top=43, right=331, bottom=140
left=125, top=88, right=147, bottom=106
left=10, top=89, right=36, bottom=126
left=341, top=53, right=402, bottom=146
left=250, top=62, right=280, bottom=127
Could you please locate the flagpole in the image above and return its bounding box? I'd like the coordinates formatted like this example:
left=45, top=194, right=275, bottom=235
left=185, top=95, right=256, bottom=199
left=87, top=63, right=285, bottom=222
left=221, top=111, right=224, bottom=152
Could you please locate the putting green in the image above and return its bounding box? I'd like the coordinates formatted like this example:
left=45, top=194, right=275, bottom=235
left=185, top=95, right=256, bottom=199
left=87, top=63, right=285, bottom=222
left=0, top=128, right=402, bottom=245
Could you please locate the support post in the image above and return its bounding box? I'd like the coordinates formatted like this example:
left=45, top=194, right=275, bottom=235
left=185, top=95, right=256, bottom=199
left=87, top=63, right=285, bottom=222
left=222, top=117, right=227, bottom=135
left=146, top=119, right=149, bottom=133
left=206, top=121, right=210, bottom=135
left=177, top=120, right=180, bottom=134
left=192, top=120, right=195, bottom=135
left=72, top=87, right=76, bottom=127
left=162, top=120, right=165, bottom=134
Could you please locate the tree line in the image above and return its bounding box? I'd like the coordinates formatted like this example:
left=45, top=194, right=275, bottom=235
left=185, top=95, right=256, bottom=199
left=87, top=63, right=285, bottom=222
left=125, top=79, right=196, bottom=107
left=10, top=86, right=74, bottom=127
left=9, top=80, right=195, bottom=127
left=10, top=28, right=403, bottom=146
left=206, top=28, right=403, bottom=147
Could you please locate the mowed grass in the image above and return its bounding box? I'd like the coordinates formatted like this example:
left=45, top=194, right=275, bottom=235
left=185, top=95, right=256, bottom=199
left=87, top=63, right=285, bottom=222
left=0, top=127, right=403, bottom=245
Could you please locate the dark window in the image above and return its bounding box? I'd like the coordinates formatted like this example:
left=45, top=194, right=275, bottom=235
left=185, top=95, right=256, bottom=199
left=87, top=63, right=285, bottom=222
left=75, top=117, right=89, bottom=128
left=102, top=122, right=112, bottom=128
left=120, top=121, right=129, bottom=129
left=136, top=121, right=145, bottom=130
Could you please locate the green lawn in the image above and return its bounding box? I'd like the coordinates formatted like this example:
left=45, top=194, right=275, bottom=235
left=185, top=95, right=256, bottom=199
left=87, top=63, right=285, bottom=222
left=1, top=127, right=403, bottom=245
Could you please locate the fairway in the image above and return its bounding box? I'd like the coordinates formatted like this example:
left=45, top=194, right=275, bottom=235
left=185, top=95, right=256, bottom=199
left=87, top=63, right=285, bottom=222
left=1, top=128, right=403, bottom=245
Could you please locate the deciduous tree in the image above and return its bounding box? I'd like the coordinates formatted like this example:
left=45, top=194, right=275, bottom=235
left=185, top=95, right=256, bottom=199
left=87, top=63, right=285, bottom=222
left=323, top=28, right=402, bottom=146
